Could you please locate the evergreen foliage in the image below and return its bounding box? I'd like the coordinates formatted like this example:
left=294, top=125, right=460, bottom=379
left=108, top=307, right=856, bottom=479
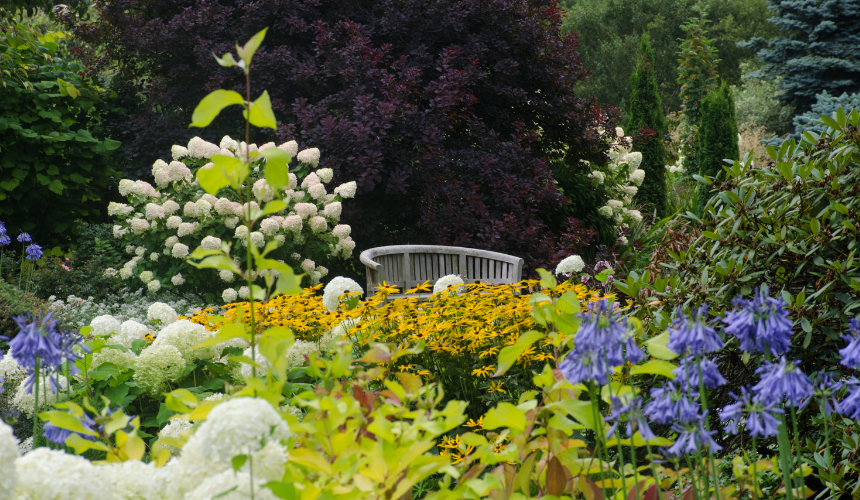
left=697, top=82, right=739, bottom=210
left=791, top=91, right=860, bottom=137
left=628, top=35, right=668, bottom=218
left=677, top=18, right=720, bottom=124
left=740, top=0, right=860, bottom=113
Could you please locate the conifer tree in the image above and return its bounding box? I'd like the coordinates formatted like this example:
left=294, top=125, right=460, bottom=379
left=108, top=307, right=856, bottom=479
left=628, top=34, right=668, bottom=218
left=697, top=81, right=739, bottom=212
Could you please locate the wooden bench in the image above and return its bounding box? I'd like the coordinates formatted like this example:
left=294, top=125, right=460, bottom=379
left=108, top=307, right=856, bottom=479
left=359, top=245, right=524, bottom=299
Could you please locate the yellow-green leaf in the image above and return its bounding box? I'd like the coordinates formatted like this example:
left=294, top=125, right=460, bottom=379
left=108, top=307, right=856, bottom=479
left=494, top=330, right=543, bottom=377
left=629, top=359, right=677, bottom=379
left=190, top=89, right=245, bottom=128
left=260, top=147, right=290, bottom=190
left=288, top=448, right=332, bottom=475
left=484, top=402, right=526, bottom=432
left=248, top=90, right=277, bottom=130
left=644, top=331, right=678, bottom=360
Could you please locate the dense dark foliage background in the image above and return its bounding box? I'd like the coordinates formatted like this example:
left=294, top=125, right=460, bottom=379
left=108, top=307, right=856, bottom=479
left=68, top=0, right=615, bottom=274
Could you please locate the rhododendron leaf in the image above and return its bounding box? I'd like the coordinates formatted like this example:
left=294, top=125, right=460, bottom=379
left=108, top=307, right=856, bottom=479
left=248, top=90, right=277, bottom=130
left=629, top=359, right=677, bottom=379
left=494, top=330, right=543, bottom=377
left=190, top=89, right=245, bottom=128
left=259, top=147, right=290, bottom=189
left=484, top=402, right=525, bottom=432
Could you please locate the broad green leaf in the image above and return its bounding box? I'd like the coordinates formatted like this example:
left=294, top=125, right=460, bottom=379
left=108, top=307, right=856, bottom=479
left=546, top=399, right=599, bottom=431
left=629, top=359, right=677, bottom=379
left=39, top=411, right=98, bottom=437
left=190, top=90, right=245, bottom=128
left=260, top=200, right=288, bottom=218
left=644, top=331, right=677, bottom=360
left=214, top=52, right=239, bottom=68
left=194, top=323, right=249, bottom=348
left=260, top=147, right=290, bottom=189
left=164, top=389, right=198, bottom=413
left=536, top=268, right=557, bottom=289
left=248, top=90, right=277, bottom=130
left=240, top=28, right=268, bottom=66
left=810, top=218, right=820, bottom=235
left=232, top=454, right=248, bottom=472
left=483, top=402, right=526, bottom=432
left=66, top=434, right=110, bottom=454
left=289, top=448, right=333, bottom=475
left=197, top=154, right=247, bottom=195
left=494, top=330, right=543, bottom=377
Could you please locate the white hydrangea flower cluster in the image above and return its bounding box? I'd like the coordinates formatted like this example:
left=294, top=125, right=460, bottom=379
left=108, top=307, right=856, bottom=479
left=0, top=419, right=18, bottom=499
left=321, top=277, right=364, bottom=312
left=12, top=375, right=69, bottom=416
left=555, top=255, right=585, bottom=277
left=432, top=275, right=465, bottom=295
left=591, top=128, right=649, bottom=230
left=109, top=136, right=358, bottom=301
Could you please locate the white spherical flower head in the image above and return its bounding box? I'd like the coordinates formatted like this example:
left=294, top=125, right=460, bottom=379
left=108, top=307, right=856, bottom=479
left=301, top=172, right=320, bottom=189
left=166, top=215, right=182, bottom=229
left=201, top=235, right=222, bottom=250
left=133, top=180, right=158, bottom=197
left=172, top=243, right=190, bottom=259
left=167, top=161, right=190, bottom=182
left=308, top=183, right=326, bottom=200
left=148, top=302, right=178, bottom=325
left=618, top=235, right=629, bottom=246
left=253, top=178, right=275, bottom=202
left=615, top=126, right=625, bottom=138
left=309, top=216, right=327, bottom=233
left=588, top=171, right=605, bottom=185
left=285, top=173, right=298, bottom=190
left=297, top=147, right=320, bottom=167
left=234, top=225, right=249, bottom=240
left=90, top=315, right=122, bottom=337
left=433, top=275, right=465, bottom=295
left=621, top=151, right=643, bottom=171
left=119, top=268, right=132, bottom=280
left=112, top=225, right=128, bottom=238
left=195, top=199, right=213, bottom=217
left=260, top=217, right=281, bottom=236
left=13, top=447, right=107, bottom=500
left=172, top=144, right=189, bottom=160
left=316, top=265, right=329, bottom=278
left=315, top=168, right=334, bottom=183
left=322, top=276, right=364, bottom=311
left=300, top=259, right=316, bottom=274
left=630, top=169, right=645, bottom=186
left=118, top=179, right=135, bottom=197
left=139, top=270, right=154, bottom=283
left=165, top=235, right=179, bottom=249
left=144, top=203, right=166, bottom=221
left=177, top=222, right=197, bottom=237
left=220, top=135, right=239, bottom=151
left=147, top=280, right=162, bottom=293
left=224, top=217, right=240, bottom=229
left=282, top=215, right=303, bottom=233
left=555, top=255, right=585, bottom=276
left=162, top=200, right=180, bottom=215
left=152, top=158, right=169, bottom=175
left=243, top=201, right=260, bottom=214
left=108, top=202, right=133, bottom=217
left=332, top=224, right=351, bottom=239
left=149, top=252, right=159, bottom=262
left=134, top=343, right=184, bottom=395
left=171, top=273, right=185, bottom=286
left=626, top=209, right=643, bottom=224
left=607, top=199, right=624, bottom=213
left=294, top=203, right=317, bottom=219
left=250, top=231, right=265, bottom=248
left=334, top=181, right=357, bottom=198
left=130, top=218, right=150, bottom=235
left=0, top=420, right=19, bottom=498
left=274, top=235, right=286, bottom=247
left=154, top=169, right=170, bottom=187
left=278, top=140, right=299, bottom=157
left=135, top=246, right=146, bottom=257
left=289, top=190, right=305, bottom=202
left=215, top=197, right=233, bottom=215
left=337, top=237, right=356, bottom=256
left=116, top=320, right=149, bottom=348
left=187, top=136, right=222, bottom=158
left=183, top=201, right=198, bottom=218
left=219, top=269, right=235, bottom=283
left=238, top=286, right=250, bottom=300
left=222, top=288, right=238, bottom=303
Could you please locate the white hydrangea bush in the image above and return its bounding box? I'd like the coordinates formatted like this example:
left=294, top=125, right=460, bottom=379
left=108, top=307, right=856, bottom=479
left=108, top=136, right=358, bottom=300
left=583, top=127, right=647, bottom=235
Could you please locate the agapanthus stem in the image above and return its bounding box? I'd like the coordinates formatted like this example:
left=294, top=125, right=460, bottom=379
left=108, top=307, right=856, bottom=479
left=644, top=440, right=664, bottom=500
left=685, top=456, right=702, bottom=500
left=33, top=357, right=40, bottom=446
left=776, top=413, right=795, bottom=500
left=695, top=357, right=721, bottom=500
left=820, top=397, right=835, bottom=497
left=789, top=404, right=806, bottom=495
left=588, top=382, right=610, bottom=500
left=602, top=366, right=629, bottom=499
left=750, top=438, right=758, bottom=500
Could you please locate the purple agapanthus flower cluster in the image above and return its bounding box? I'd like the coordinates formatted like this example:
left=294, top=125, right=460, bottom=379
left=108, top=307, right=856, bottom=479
left=667, top=305, right=723, bottom=356
left=17, top=232, right=31, bottom=243
left=753, top=356, right=813, bottom=407
left=25, top=243, right=43, bottom=261
left=666, top=418, right=723, bottom=457
left=673, top=356, right=727, bottom=390
left=0, top=221, right=9, bottom=246
left=43, top=411, right=98, bottom=446
left=8, top=312, right=88, bottom=393
left=839, top=319, right=860, bottom=368
left=606, top=396, right=656, bottom=440
left=559, top=300, right=644, bottom=386
left=720, top=386, right=784, bottom=438
left=722, top=286, right=793, bottom=356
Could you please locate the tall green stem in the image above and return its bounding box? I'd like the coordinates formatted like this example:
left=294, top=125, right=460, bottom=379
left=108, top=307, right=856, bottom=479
left=32, top=357, right=40, bottom=445
left=789, top=404, right=806, bottom=496
left=820, top=397, right=835, bottom=498
left=588, top=382, right=610, bottom=500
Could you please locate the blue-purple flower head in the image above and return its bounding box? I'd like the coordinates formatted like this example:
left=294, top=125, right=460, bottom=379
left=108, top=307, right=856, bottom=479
left=667, top=305, right=723, bottom=357
left=0, top=235, right=10, bottom=246
left=673, top=356, right=727, bottom=390
left=722, top=286, right=793, bottom=356
left=8, top=312, right=88, bottom=392
left=0, top=221, right=6, bottom=236
left=839, top=318, right=860, bottom=369
left=606, top=396, right=655, bottom=440
left=839, top=378, right=860, bottom=420
left=17, top=232, right=31, bottom=243
left=25, top=243, right=42, bottom=261
left=644, top=380, right=701, bottom=425
left=809, top=372, right=843, bottom=415
left=665, top=417, right=722, bottom=457
left=720, top=386, right=784, bottom=438
left=43, top=411, right=97, bottom=446
left=753, top=356, right=813, bottom=407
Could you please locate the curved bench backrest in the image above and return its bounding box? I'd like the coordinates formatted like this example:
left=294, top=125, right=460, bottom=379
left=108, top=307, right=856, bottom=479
left=360, top=245, right=524, bottom=292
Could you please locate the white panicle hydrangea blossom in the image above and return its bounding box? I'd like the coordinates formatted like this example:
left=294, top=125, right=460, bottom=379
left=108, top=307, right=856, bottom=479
left=607, top=199, right=624, bottom=212
left=289, top=190, right=305, bottom=202
left=13, top=376, right=69, bottom=416
left=125, top=245, right=136, bottom=255
left=104, top=268, right=118, bottom=277
left=135, top=247, right=146, bottom=257
left=195, top=199, right=212, bottom=217
left=0, top=420, right=18, bottom=498
left=112, top=225, right=128, bottom=238
left=147, top=280, right=162, bottom=293
left=285, top=341, right=317, bottom=370
left=294, top=203, right=317, bottom=219
left=322, top=277, right=364, bottom=311
left=630, top=169, right=645, bottom=186
left=253, top=179, right=275, bottom=202
left=334, top=181, right=357, bottom=198
left=588, top=171, right=605, bottom=185
left=89, top=346, right=137, bottom=372
left=555, top=255, right=585, bottom=276
left=134, top=343, right=185, bottom=396
left=220, top=135, right=239, bottom=151
left=14, top=448, right=105, bottom=500
left=139, top=270, right=154, bottom=283
left=150, top=252, right=160, bottom=262
left=433, top=275, right=465, bottom=295
left=308, top=183, right=326, bottom=200
left=300, top=259, right=315, bottom=274
left=297, top=148, right=320, bottom=167
left=278, top=140, right=299, bottom=157
left=187, top=137, right=222, bottom=159
left=183, top=201, right=198, bottom=218
left=287, top=173, right=298, bottom=190
left=316, top=266, right=328, bottom=278
left=103, top=459, right=158, bottom=500
left=171, top=273, right=185, bottom=286
left=201, top=236, right=222, bottom=251
left=154, top=169, right=170, bottom=187
left=133, top=180, right=158, bottom=198
left=315, top=168, right=334, bottom=183
left=337, top=238, right=356, bottom=256
left=91, top=315, right=122, bottom=336
left=616, top=127, right=625, bottom=138
left=153, top=320, right=215, bottom=361
left=152, top=158, right=169, bottom=176
left=1, top=352, right=25, bottom=380
left=166, top=215, right=183, bottom=229
left=115, top=320, right=149, bottom=348
left=621, top=152, right=643, bottom=171
left=282, top=215, right=302, bottom=233
left=622, top=185, right=638, bottom=197
left=219, top=269, right=235, bottom=283
left=108, top=202, right=134, bottom=217
left=238, top=286, right=250, bottom=300
left=322, top=202, right=341, bottom=220
left=119, top=268, right=132, bottom=280
left=332, top=224, right=351, bottom=239
left=163, top=200, right=180, bottom=215
left=185, top=471, right=277, bottom=500
left=260, top=218, right=280, bottom=236
left=224, top=217, right=239, bottom=229
left=626, top=209, right=643, bottom=225
left=165, top=236, right=179, bottom=249
left=222, top=288, right=238, bottom=303
left=215, top=198, right=233, bottom=215
left=158, top=419, right=194, bottom=455
left=274, top=235, right=286, bottom=247
left=309, top=216, right=327, bottom=233
left=249, top=232, right=265, bottom=249
left=148, top=302, right=178, bottom=326
left=234, top=225, right=249, bottom=240
left=618, top=235, right=629, bottom=246
left=118, top=179, right=135, bottom=196
left=172, top=145, right=189, bottom=160
left=301, top=172, right=320, bottom=189
left=172, top=243, right=190, bottom=259
left=168, top=161, right=191, bottom=182
left=194, top=397, right=291, bottom=463
left=130, top=218, right=150, bottom=235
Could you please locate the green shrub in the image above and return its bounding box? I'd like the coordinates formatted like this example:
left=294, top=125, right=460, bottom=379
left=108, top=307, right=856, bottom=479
left=32, top=257, right=124, bottom=302
left=697, top=82, right=739, bottom=211
left=0, top=280, right=46, bottom=344
left=0, top=23, right=120, bottom=247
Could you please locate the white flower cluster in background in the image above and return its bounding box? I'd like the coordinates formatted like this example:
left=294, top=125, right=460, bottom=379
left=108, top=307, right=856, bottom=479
left=108, top=136, right=358, bottom=300
left=433, top=275, right=465, bottom=295
left=555, top=255, right=585, bottom=277
left=321, top=277, right=364, bottom=312
left=588, top=127, right=648, bottom=233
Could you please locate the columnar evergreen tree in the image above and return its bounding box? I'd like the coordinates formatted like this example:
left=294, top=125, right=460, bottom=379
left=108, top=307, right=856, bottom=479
left=697, top=82, right=739, bottom=211
left=740, top=0, right=860, bottom=113
left=627, top=34, right=668, bottom=218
